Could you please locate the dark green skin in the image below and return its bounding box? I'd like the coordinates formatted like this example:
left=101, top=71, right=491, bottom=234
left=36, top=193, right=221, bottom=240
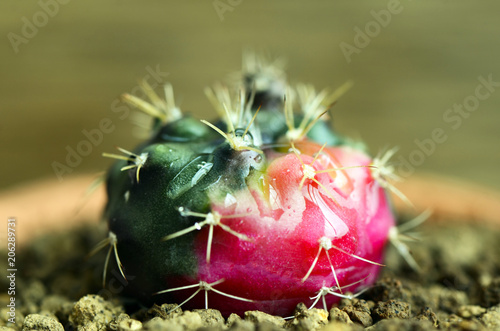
left=104, top=116, right=217, bottom=298
left=104, top=115, right=266, bottom=299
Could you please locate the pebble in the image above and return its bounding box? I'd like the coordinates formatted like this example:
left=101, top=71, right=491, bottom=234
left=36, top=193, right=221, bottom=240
left=328, top=307, right=352, bottom=324
left=457, top=305, right=487, bottom=319
left=372, top=300, right=411, bottom=321
left=227, top=315, right=254, bottom=331
left=415, top=306, right=438, bottom=328
left=117, top=318, right=143, bottom=331
left=22, top=314, right=63, bottom=331
left=244, top=310, right=285, bottom=328
left=365, top=318, right=435, bottom=331
left=193, top=309, right=225, bottom=328
left=69, top=294, right=123, bottom=330
left=481, top=305, right=500, bottom=330
left=342, top=300, right=373, bottom=327
left=321, top=321, right=363, bottom=331
left=288, top=303, right=328, bottom=330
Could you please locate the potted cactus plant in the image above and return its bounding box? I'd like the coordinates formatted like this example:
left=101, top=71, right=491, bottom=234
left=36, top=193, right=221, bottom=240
left=97, top=54, right=407, bottom=317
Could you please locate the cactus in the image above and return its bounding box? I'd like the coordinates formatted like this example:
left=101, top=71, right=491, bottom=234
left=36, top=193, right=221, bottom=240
left=97, top=54, right=399, bottom=317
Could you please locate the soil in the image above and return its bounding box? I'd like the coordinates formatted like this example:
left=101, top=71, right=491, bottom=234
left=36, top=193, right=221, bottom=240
left=2, top=216, right=500, bottom=331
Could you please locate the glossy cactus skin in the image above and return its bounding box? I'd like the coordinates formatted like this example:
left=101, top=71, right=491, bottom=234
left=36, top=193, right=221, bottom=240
left=101, top=56, right=396, bottom=317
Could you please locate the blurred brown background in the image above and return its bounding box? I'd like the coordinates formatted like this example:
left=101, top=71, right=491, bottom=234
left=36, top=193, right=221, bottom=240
left=1, top=1, right=499, bottom=191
